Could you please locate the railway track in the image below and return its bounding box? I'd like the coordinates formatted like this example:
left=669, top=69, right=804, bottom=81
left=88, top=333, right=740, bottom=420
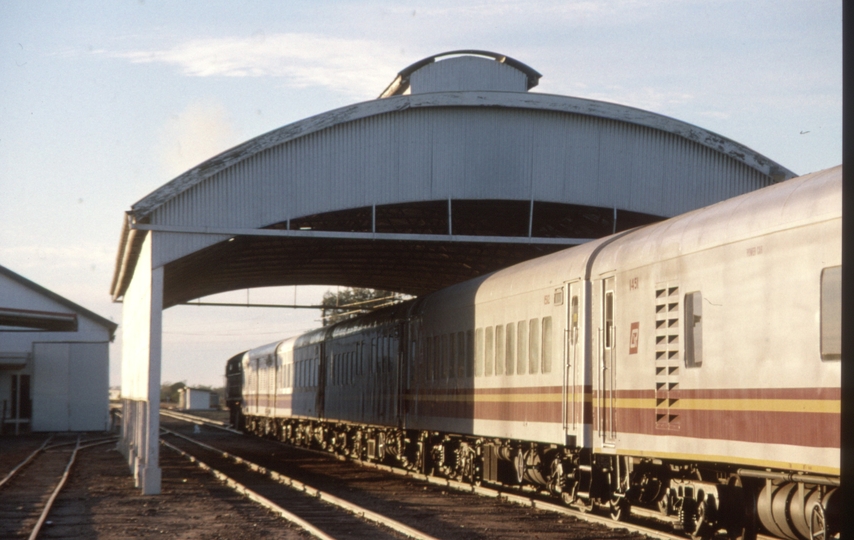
left=0, top=434, right=116, bottom=540
left=162, top=412, right=678, bottom=540
left=161, top=425, right=434, bottom=540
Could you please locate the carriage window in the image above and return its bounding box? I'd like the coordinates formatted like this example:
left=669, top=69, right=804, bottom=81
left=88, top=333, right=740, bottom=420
left=542, top=317, right=553, bottom=373
left=483, top=326, right=495, bottom=377
left=684, top=291, right=703, bottom=367
left=384, top=336, right=390, bottom=373
left=821, top=266, right=841, bottom=360
left=494, top=324, right=505, bottom=375
left=475, top=328, right=484, bottom=376
left=423, top=337, right=433, bottom=382
left=441, top=334, right=450, bottom=378
left=517, top=321, right=528, bottom=374
left=455, top=332, right=465, bottom=378
left=466, top=330, right=474, bottom=377
left=452, top=334, right=457, bottom=379
left=434, top=335, right=441, bottom=379
left=529, top=318, right=540, bottom=374
left=604, top=291, right=614, bottom=348
left=505, top=323, right=515, bottom=375
left=458, top=332, right=467, bottom=377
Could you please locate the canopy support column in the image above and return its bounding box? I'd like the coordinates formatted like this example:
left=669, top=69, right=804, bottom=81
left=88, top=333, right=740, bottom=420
left=118, top=233, right=162, bottom=495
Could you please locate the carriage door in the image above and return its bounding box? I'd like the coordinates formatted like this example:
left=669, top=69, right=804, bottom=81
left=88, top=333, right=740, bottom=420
left=564, top=281, right=582, bottom=441
left=600, top=276, right=617, bottom=444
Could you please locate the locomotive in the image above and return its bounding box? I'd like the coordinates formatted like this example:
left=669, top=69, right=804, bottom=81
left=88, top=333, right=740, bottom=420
left=225, top=166, right=841, bottom=540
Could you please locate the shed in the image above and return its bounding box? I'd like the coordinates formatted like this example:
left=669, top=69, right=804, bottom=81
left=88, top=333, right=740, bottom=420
left=0, top=264, right=117, bottom=434
left=112, top=50, right=796, bottom=494
left=177, top=387, right=214, bottom=410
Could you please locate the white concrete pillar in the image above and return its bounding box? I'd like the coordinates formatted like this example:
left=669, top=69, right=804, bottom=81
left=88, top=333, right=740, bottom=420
left=119, top=234, right=163, bottom=495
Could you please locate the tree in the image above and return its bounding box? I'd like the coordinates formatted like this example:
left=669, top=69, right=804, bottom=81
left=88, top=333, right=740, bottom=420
left=320, top=287, right=400, bottom=326
left=160, top=381, right=186, bottom=403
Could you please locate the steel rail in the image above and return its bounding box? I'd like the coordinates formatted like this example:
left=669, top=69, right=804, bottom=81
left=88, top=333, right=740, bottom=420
left=161, top=409, right=241, bottom=433
left=28, top=436, right=81, bottom=540
left=164, top=412, right=681, bottom=539
left=160, top=438, right=335, bottom=540
left=353, top=457, right=684, bottom=540
left=44, top=435, right=118, bottom=451
left=0, top=435, right=53, bottom=489
left=160, top=426, right=439, bottom=540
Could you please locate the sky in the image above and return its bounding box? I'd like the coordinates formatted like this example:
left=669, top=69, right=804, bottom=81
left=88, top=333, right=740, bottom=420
left=0, top=1, right=842, bottom=388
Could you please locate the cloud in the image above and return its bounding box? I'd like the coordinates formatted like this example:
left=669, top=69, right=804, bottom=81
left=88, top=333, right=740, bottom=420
left=155, top=100, right=240, bottom=179
left=1, top=242, right=120, bottom=320
left=383, top=0, right=676, bottom=22
left=110, top=33, right=405, bottom=101
left=698, top=111, right=731, bottom=120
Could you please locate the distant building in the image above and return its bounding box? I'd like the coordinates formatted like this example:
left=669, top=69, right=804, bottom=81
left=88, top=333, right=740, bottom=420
left=0, top=265, right=117, bottom=434
left=177, top=387, right=214, bottom=410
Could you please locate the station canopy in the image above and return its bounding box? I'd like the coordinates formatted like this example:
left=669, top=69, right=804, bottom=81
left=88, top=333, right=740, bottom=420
left=111, top=50, right=795, bottom=308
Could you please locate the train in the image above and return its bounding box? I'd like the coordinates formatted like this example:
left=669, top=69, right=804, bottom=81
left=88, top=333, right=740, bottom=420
left=225, top=165, right=841, bottom=540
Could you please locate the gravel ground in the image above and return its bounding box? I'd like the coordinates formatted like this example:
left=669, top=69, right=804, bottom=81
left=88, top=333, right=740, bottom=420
left=1, top=432, right=309, bottom=539
left=161, top=418, right=650, bottom=540
left=1, top=413, right=653, bottom=540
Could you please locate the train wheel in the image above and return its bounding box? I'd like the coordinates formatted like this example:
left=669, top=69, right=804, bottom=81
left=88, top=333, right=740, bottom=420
left=686, top=499, right=715, bottom=540
left=413, top=434, right=427, bottom=473
left=512, top=448, right=525, bottom=485
left=575, top=497, right=594, bottom=514
left=810, top=504, right=826, bottom=540
left=609, top=495, right=629, bottom=521
left=656, top=492, right=670, bottom=515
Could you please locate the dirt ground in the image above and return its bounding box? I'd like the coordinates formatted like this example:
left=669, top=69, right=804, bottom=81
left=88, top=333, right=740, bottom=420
left=1, top=432, right=309, bottom=540
left=2, top=414, right=652, bottom=540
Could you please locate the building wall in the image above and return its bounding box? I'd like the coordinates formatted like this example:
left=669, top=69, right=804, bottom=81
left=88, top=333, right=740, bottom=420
left=179, top=388, right=212, bottom=410
left=31, top=341, right=109, bottom=431
left=1, top=271, right=113, bottom=432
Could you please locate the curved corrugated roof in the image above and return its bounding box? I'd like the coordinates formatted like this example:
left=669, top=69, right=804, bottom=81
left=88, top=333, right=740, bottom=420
left=129, top=91, right=794, bottom=221
left=112, top=52, right=796, bottom=308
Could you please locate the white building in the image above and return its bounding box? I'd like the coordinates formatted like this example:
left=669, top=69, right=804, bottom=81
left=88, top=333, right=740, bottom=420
left=0, top=264, right=117, bottom=433
left=177, top=387, right=214, bottom=410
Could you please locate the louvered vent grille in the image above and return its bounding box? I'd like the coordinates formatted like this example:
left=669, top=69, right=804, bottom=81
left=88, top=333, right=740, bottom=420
left=655, top=284, right=681, bottom=429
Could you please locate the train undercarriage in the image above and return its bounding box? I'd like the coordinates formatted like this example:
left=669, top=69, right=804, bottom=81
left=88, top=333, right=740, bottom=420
left=241, top=413, right=839, bottom=540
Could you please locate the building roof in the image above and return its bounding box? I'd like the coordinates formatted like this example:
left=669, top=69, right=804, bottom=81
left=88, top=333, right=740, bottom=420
left=1, top=264, right=117, bottom=339
left=111, top=51, right=796, bottom=308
